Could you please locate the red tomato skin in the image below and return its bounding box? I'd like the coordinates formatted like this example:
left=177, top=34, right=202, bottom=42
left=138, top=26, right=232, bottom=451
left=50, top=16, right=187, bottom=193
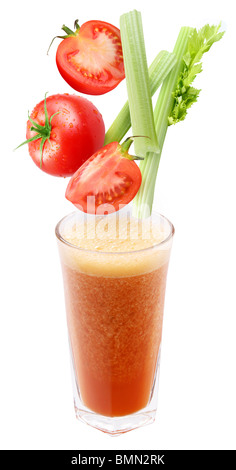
left=26, top=94, right=105, bottom=177
left=56, top=21, right=125, bottom=95
left=65, top=142, right=142, bottom=214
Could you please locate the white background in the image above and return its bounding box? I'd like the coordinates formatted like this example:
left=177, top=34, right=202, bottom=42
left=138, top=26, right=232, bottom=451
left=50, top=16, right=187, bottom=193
left=0, top=0, right=235, bottom=451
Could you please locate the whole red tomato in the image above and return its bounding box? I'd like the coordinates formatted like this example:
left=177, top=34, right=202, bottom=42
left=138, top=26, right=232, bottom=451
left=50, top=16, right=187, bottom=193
left=20, top=93, right=105, bottom=177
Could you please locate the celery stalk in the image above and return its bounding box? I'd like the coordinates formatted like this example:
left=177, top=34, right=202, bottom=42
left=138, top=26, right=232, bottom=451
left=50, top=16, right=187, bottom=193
left=133, top=26, right=193, bottom=218
left=104, top=50, right=177, bottom=145
left=120, top=10, right=159, bottom=157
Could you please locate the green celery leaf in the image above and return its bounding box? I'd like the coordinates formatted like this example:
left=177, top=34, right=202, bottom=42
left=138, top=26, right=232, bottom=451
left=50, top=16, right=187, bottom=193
left=168, top=23, right=225, bottom=125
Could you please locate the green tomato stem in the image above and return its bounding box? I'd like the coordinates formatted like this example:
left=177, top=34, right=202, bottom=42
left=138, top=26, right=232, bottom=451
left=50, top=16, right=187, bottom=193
left=47, top=19, right=80, bottom=55
left=15, top=93, right=59, bottom=168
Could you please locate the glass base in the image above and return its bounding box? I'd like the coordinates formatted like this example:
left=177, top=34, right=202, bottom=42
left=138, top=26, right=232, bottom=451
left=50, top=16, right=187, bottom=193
left=69, top=339, right=161, bottom=435
left=74, top=402, right=156, bottom=436
left=70, top=347, right=161, bottom=435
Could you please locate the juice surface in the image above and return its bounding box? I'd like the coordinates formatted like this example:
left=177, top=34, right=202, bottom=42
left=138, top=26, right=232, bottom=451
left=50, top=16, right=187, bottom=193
left=58, top=214, right=172, bottom=416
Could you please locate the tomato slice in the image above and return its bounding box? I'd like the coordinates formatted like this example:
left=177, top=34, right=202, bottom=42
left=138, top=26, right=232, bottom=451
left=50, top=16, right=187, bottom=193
left=65, top=142, right=142, bottom=214
left=56, top=21, right=125, bottom=95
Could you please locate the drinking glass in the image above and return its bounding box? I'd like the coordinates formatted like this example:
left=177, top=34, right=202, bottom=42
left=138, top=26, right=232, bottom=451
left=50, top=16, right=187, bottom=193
left=55, top=208, right=174, bottom=435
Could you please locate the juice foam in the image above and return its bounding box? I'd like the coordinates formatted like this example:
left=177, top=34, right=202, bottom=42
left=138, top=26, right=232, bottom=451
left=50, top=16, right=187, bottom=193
left=58, top=213, right=172, bottom=277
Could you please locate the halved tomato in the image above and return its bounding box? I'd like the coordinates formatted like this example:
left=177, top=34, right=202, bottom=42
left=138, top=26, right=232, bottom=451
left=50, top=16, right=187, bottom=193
left=55, top=20, right=125, bottom=95
left=65, top=141, right=142, bottom=214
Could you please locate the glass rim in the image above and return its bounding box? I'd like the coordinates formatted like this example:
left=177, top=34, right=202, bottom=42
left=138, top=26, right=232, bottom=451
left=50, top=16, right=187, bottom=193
left=55, top=210, right=175, bottom=255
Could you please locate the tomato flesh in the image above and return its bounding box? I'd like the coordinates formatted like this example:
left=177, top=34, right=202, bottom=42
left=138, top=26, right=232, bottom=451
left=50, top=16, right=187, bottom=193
left=56, top=21, right=125, bottom=95
left=65, top=142, right=142, bottom=213
left=26, top=94, right=105, bottom=177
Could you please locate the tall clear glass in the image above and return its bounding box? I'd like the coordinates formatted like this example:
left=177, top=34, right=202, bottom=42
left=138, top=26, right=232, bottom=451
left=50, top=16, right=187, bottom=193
left=55, top=208, right=174, bottom=435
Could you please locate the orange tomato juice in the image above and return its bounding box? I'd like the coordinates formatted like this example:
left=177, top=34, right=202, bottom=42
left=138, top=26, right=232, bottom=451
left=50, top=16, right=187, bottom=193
left=58, top=214, right=172, bottom=417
